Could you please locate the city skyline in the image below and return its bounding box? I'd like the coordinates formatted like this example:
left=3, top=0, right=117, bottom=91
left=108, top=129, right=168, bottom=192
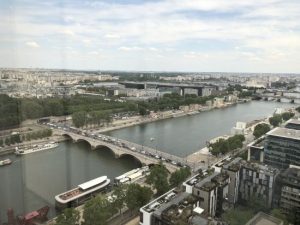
left=1, top=0, right=300, bottom=73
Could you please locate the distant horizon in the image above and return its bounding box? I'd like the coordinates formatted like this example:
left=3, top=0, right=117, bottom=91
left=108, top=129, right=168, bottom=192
left=1, top=0, right=300, bottom=73
left=0, top=67, right=299, bottom=76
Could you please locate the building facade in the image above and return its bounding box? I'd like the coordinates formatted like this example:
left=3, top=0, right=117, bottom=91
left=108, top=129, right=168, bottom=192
left=264, top=127, right=300, bottom=169
left=239, top=162, right=278, bottom=208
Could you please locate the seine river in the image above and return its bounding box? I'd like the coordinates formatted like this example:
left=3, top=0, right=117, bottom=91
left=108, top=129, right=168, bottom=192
left=0, top=142, right=141, bottom=222
left=105, top=101, right=295, bottom=157
left=0, top=100, right=294, bottom=222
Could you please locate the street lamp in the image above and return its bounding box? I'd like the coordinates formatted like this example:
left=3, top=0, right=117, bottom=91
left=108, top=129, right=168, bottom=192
left=150, top=137, right=158, bottom=155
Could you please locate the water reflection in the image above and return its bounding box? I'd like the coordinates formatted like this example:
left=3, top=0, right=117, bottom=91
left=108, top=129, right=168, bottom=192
left=0, top=141, right=141, bottom=222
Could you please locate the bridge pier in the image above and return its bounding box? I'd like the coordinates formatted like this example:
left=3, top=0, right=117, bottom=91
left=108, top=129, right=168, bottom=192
left=180, top=88, right=185, bottom=96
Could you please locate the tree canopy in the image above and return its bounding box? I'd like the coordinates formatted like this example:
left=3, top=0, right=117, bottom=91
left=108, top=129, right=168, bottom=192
left=54, top=208, right=80, bottom=225
left=209, top=134, right=245, bottom=156
left=82, top=195, right=115, bottom=225
left=269, top=114, right=282, bottom=127
left=146, top=162, right=170, bottom=195
left=125, top=183, right=153, bottom=212
left=169, top=167, right=191, bottom=187
left=253, top=123, right=270, bottom=139
left=281, top=112, right=294, bottom=121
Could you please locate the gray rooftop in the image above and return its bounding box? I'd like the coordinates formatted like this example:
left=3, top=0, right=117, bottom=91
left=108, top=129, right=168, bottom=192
left=190, top=215, right=208, bottom=225
left=266, top=127, right=300, bottom=141
left=286, top=118, right=300, bottom=125
left=194, top=172, right=219, bottom=189
left=153, top=192, right=190, bottom=217
left=245, top=212, right=283, bottom=225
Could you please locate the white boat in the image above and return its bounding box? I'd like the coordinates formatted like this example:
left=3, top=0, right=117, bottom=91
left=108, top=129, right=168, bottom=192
left=55, top=176, right=111, bottom=209
left=0, top=159, right=12, bottom=167
left=114, top=166, right=149, bottom=185
left=15, top=142, right=59, bottom=155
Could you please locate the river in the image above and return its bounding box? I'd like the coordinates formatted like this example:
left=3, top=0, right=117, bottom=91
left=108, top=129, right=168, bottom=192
left=0, top=141, right=141, bottom=222
left=105, top=101, right=295, bottom=157
left=0, top=100, right=294, bottom=222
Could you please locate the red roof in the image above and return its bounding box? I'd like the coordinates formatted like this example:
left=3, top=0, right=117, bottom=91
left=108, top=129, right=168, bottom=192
left=24, top=211, right=39, bottom=220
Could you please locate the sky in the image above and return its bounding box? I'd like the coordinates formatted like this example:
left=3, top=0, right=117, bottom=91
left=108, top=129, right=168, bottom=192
left=0, top=0, right=300, bottom=73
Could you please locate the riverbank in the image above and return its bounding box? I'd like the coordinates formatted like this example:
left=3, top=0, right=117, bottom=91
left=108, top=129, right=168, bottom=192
left=96, top=100, right=250, bottom=133
left=0, top=135, right=67, bottom=156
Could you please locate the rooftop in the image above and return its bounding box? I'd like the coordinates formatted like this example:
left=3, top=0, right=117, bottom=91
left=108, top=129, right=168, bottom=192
left=222, top=157, right=242, bottom=172
left=248, top=137, right=265, bottom=149
left=286, top=118, right=300, bottom=125
left=278, top=165, right=300, bottom=187
left=245, top=212, right=283, bottom=225
left=266, top=127, right=300, bottom=141
left=142, top=189, right=179, bottom=214
left=78, top=176, right=107, bottom=190
left=241, top=161, right=279, bottom=175
left=185, top=168, right=215, bottom=187
left=194, top=172, right=219, bottom=189
left=159, top=194, right=199, bottom=222
left=211, top=172, right=230, bottom=185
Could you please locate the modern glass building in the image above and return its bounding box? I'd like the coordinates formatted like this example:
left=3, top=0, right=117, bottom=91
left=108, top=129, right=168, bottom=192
left=264, top=127, right=300, bottom=169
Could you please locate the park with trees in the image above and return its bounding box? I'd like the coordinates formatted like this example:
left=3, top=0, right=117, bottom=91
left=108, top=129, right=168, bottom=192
left=146, top=162, right=191, bottom=195
left=269, top=112, right=295, bottom=127
left=209, top=134, right=245, bottom=156
left=0, top=129, right=52, bottom=147
left=0, top=93, right=218, bottom=129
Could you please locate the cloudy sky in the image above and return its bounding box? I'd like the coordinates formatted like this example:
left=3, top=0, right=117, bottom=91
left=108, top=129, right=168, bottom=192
left=1, top=0, right=300, bottom=73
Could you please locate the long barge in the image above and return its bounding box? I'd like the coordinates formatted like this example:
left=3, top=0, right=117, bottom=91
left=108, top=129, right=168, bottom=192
left=55, top=176, right=110, bottom=209
left=15, top=142, right=58, bottom=155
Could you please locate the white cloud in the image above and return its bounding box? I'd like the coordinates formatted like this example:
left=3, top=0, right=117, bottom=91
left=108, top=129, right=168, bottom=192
left=61, top=29, right=75, bottom=36
left=88, top=51, right=100, bottom=55
left=104, top=34, right=120, bottom=39
left=118, top=46, right=143, bottom=51
left=25, top=41, right=40, bottom=48
left=1, top=0, right=300, bottom=72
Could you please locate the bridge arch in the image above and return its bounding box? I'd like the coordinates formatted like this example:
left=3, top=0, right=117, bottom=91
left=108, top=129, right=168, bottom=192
left=94, top=145, right=117, bottom=157
left=75, top=138, right=93, bottom=149
left=62, top=133, right=73, bottom=140
left=118, top=153, right=143, bottom=166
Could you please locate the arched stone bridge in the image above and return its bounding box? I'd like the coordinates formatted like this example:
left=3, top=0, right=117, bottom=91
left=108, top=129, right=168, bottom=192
left=55, top=130, right=181, bottom=173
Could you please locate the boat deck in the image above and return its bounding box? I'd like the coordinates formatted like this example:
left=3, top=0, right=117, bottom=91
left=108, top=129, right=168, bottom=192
left=59, top=188, right=83, bottom=200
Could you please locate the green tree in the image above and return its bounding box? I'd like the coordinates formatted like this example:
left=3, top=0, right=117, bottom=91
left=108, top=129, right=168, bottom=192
left=20, top=100, right=44, bottom=119
left=146, top=162, right=169, bottom=195
left=82, top=195, right=114, bottom=225
left=169, top=167, right=191, bottom=187
left=138, top=105, right=148, bottom=116
left=269, top=114, right=282, bottom=127
left=253, top=123, right=270, bottom=139
left=125, top=183, right=153, bottom=212
left=281, top=112, right=294, bottom=121
left=209, top=134, right=245, bottom=156
left=247, top=196, right=267, bottom=212
left=5, top=137, right=11, bottom=146
left=222, top=207, right=254, bottom=225
left=55, top=208, right=80, bottom=225
left=271, top=209, right=289, bottom=225
left=72, top=111, right=87, bottom=128
left=112, top=184, right=127, bottom=215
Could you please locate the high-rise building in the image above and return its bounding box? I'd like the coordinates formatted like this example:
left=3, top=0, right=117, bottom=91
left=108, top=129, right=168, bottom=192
left=222, top=157, right=242, bottom=205
left=264, top=127, right=300, bottom=169
left=274, top=165, right=300, bottom=224
left=238, top=161, right=279, bottom=208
